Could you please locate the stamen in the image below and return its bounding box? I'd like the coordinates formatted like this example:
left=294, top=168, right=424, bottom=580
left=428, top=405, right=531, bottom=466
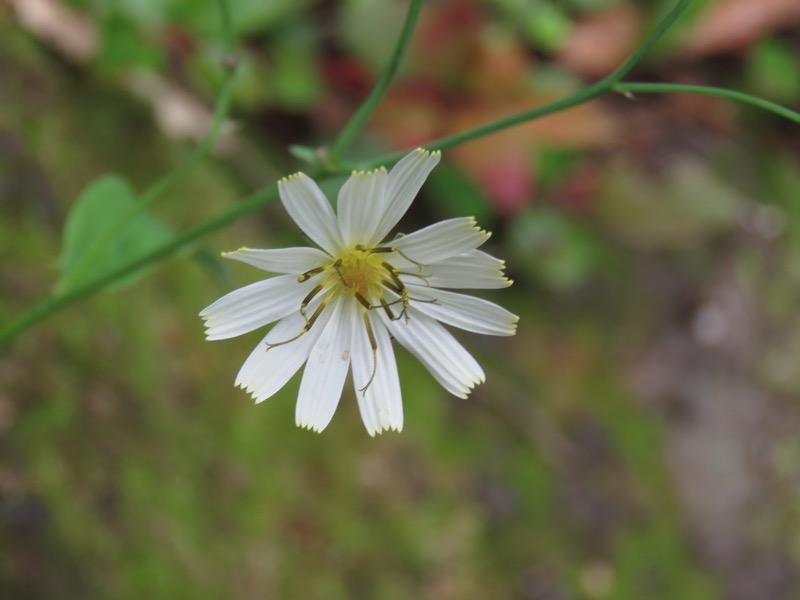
left=297, top=265, right=326, bottom=282
left=354, top=292, right=372, bottom=311
left=355, top=244, right=391, bottom=254
left=378, top=276, right=439, bottom=321
left=376, top=264, right=412, bottom=321
left=265, top=296, right=329, bottom=350
left=377, top=291, right=400, bottom=321
left=380, top=277, right=403, bottom=295
left=358, top=309, right=379, bottom=393
left=381, top=262, right=406, bottom=292
left=355, top=243, right=428, bottom=273
left=355, top=290, right=405, bottom=314
left=409, top=297, right=439, bottom=305
left=332, top=258, right=348, bottom=286
left=392, top=268, right=431, bottom=287
left=299, top=284, right=323, bottom=319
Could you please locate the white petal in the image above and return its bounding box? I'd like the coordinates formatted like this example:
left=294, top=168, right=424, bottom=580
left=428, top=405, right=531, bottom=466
left=223, top=247, right=330, bottom=274
left=351, top=310, right=403, bottom=436
left=390, top=217, right=490, bottom=264
left=200, top=275, right=311, bottom=340
left=296, top=298, right=353, bottom=432
left=406, top=285, right=518, bottom=336
left=420, top=249, right=512, bottom=289
left=279, top=173, right=345, bottom=255
left=337, top=168, right=388, bottom=245
left=370, top=149, right=441, bottom=245
left=235, top=306, right=333, bottom=403
left=381, top=308, right=484, bottom=398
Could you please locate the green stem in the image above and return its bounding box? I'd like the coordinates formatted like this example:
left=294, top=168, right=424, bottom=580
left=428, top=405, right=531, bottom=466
left=606, top=0, right=693, bottom=83
left=327, top=0, right=424, bottom=162
left=357, top=80, right=611, bottom=170
left=217, top=0, right=234, bottom=53
left=614, top=82, right=800, bottom=123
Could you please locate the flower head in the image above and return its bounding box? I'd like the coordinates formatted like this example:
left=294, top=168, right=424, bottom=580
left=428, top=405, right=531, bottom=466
left=200, top=149, right=518, bottom=435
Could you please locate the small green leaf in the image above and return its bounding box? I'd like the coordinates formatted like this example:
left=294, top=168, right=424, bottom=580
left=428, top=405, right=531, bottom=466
left=289, top=145, right=321, bottom=166
left=58, top=175, right=173, bottom=293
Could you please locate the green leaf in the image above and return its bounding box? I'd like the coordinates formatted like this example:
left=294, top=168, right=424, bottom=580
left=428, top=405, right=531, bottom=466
left=58, top=175, right=173, bottom=293
left=289, top=145, right=320, bottom=166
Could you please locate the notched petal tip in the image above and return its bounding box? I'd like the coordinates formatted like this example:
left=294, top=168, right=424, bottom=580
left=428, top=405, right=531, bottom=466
left=413, top=147, right=441, bottom=158
left=350, top=166, right=387, bottom=178
left=464, top=216, right=491, bottom=238
left=241, top=385, right=268, bottom=405
left=296, top=416, right=326, bottom=433
left=461, top=378, right=485, bottom=399
left=367, top=422, right=403, bottom=437
left=234, top=374, right=257, bottom=395
left=279, top=172, right=307, bottom=185
left=495, top=277, right=514, bottom=289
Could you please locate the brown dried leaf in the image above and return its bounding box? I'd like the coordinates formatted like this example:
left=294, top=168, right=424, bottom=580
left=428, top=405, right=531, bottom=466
left=558, top=5, right=644, bottom=78
left=10, top=0, right=97, bottom=63
left=682, top=0, right=800, bottom=58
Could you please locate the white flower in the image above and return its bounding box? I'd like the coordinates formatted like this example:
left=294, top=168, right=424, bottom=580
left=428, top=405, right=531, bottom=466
left=200, top=149, right=518, bottom=435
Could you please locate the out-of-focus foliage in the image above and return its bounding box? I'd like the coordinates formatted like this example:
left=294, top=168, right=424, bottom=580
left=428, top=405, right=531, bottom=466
left=747, top=38, right=800, bottom=103
left=3, top=0, right=800, bottom=598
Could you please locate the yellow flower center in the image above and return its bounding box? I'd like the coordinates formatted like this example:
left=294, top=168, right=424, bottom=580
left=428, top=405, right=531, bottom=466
left=329, top=246, right=386, bottom=302
left=291, top=243, right=417, bottom=334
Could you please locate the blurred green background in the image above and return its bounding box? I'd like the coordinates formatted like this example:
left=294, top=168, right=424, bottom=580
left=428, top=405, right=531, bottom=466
left=3, top=0, right=800, bottom=598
